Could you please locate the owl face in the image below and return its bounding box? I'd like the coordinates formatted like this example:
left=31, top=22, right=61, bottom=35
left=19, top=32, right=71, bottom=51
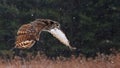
left=32, top=19, right=60, bottom=31
left=41, top=19, right=60, bottom=31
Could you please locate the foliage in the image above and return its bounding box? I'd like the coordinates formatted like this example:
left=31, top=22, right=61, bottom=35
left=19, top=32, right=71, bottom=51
left=0, top=0, right=119, bottom=57
left=0, top=53, right=120, bottom=68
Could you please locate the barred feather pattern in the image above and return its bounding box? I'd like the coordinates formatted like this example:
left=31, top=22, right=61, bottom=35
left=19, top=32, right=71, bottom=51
left=15, top=23, right=40, bottom=49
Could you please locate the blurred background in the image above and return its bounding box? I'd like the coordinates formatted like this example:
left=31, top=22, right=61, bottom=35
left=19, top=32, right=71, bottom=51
left=0, top=0, right=119, bottom=58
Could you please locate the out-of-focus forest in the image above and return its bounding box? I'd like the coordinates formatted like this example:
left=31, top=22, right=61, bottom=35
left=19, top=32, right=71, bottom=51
left=0, top=0, right=119, bottom=58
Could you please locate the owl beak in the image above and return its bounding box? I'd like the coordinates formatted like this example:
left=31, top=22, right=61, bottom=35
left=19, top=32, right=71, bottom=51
left=48, top=28, right=76, bottom=50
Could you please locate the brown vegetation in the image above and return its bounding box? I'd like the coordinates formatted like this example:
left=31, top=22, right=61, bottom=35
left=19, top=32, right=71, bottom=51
left=0, top=52, right=120, bottom=68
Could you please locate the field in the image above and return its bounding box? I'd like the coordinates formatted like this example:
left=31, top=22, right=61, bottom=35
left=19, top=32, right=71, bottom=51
left=0, top=52, right=120, bottom=68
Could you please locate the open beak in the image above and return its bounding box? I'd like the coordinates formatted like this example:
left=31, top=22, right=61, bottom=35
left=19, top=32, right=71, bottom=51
left=48, top=28, right=76, bottom=50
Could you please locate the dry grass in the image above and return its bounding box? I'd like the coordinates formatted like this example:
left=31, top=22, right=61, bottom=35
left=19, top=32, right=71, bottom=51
left=0, top=53, right=120, bottom=68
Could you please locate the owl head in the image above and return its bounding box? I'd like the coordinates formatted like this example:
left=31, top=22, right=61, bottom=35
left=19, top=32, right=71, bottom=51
left=32, top=19, right=60, bottom=31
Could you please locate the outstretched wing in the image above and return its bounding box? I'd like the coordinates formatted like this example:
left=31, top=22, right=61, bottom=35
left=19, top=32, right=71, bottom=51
left=15, top=24, right=38, bottom=49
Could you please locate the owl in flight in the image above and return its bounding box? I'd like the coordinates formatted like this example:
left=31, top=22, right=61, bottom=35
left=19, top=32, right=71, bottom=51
left=15, top=19, right=76, bottom=50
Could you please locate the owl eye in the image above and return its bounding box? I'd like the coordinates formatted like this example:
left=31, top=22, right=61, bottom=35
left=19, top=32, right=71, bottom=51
left=56, top=24, right=58, bottom=26
left=56, top=23, right=60, bottom=26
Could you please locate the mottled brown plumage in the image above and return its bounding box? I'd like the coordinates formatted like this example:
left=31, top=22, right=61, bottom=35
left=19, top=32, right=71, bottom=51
left=15, top=19, right=76, bottom=50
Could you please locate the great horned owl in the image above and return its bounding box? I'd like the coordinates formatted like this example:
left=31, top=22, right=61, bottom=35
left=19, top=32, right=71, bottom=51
left=15, top=19, right=76, bottom=50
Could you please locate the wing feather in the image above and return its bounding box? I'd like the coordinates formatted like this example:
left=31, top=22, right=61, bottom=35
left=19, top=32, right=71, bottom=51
left=15, top=24, right=39, bottom=49
left=15, top=34, right=36, bottom=49
left=17, top=24, right=36, bottom=35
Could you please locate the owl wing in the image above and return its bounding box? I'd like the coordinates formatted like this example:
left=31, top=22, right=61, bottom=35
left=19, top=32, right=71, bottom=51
left=17, top=24, right=36, bottom=35
left=15, top=24, right=39, bottom=49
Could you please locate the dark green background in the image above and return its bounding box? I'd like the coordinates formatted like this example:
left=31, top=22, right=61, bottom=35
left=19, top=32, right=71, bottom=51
left=0, top=0, right=119, bottom=57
